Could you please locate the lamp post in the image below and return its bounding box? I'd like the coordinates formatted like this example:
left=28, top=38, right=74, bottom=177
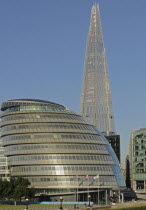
left=93, top=175, right=99, bottom=206
left=60, top=197, right=63, bottom=209
left=88, top=195, right=91, bottom=207
left=74, top=175, right=78, bottom=204
left=26, top=198, right=28, bottom=210
left=98, top=177, right=99, bottom=207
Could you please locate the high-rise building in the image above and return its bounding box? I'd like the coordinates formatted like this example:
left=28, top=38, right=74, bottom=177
left=0, top=99, right=125, bottom=202
left=80, top=3, right=115, bottom=135
left=80, top=4, right=120, bottom=161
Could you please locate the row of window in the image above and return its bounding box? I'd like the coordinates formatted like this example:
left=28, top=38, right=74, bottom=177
left=2, top=133, right=103, bottom=142
left=134, top=151, right=146, bottom=156
left=2, top=123, right=95, bottom=132
left=134, top=163, right=146, bottom=168
left=3, top=105, right=66, bottom=113
left=134, top=157, right=146, bottom=162
left=135, top=169, right=146, bottom=173
left=134, top=146, right=146, bottom=150
left=0, top=150, right=4, bottom=155
left=13, top=165, right=112, bottom=172
left=134, top=133, right=146, bottom=139
left=28, top=176, right=116, bottom=183
left=3, top=139, right=104, bottom=147
left=61, top=134, right=102, bottom=141
left=134, top=140, right=146, bottom=145
left=9, top=154, right=113, bottom=162
left=1, top=114, right=84, bottom=122
left=5, top=144, right=107, bottom=152
left=0, top=166, right=8, bottom=170
left=0, top=158, right=7, bottom=162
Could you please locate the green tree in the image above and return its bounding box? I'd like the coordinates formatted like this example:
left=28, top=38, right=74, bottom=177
left=2, top=179, right=13, bottom=200
left=0, top=177, right=35, bottom=202
left=12, top=177, right=35, bottom=201
left=0, top=179, right=8, bottom=200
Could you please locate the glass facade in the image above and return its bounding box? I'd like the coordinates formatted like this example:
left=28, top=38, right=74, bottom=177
left=130, top=129, right=146, bottom=190
left=0, top=99, right=125, bottom=197
left=80, top=4, right=115, bottom=134
left=105, top=135, right=120, bottom=162
left=80, top=3, right=121, bottom=163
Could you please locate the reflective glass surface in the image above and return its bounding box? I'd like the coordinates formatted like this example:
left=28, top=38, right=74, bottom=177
left=1, top=99, right=125, bottom=190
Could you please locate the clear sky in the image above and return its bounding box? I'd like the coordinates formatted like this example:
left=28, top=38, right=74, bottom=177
left=0, top=0, right=146, bottom=165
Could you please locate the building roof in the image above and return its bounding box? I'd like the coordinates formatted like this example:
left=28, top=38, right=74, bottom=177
left=1, top=99, right=65, bottom=111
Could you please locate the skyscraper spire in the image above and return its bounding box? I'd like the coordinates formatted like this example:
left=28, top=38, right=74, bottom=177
left=80, top=4, right=116, bottom=135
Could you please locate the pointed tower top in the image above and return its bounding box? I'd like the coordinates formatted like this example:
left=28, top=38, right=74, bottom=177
left=91, top=3, right=99, bottom=15
left=92, top=2, right=99, bottom=8
left=93, top=0, right=100, bottom=7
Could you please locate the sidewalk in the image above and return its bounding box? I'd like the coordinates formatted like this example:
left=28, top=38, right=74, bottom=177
left=110, top=200, right=146, bottom=209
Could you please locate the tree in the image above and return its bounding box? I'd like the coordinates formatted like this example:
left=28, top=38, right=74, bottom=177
left=2, top=179, right=14, bottom=200
left=12, top=177, right=35, bottom=201
left=0, top=177, right=35, bottom=202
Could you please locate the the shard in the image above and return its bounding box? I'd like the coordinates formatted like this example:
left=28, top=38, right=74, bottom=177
left=80, top=4, right=115, bottom=136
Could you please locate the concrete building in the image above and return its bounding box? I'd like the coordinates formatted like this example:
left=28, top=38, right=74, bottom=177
left=129, top=128, right=146, bottom=191
left=0, top=99, right=125, bottom=203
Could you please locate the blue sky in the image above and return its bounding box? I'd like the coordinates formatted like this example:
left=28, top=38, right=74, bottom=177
left=0, top=0, right=146, bottom=165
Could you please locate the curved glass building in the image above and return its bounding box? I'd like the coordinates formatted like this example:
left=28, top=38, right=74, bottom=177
left=0, top=99, right=125, bottom=202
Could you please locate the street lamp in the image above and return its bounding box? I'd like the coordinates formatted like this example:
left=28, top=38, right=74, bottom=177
left=26, top=198, right=28, bottom=210
left=93, top=175, right=99, bottom=206
left=60, top=197, right=63, bottom=209
left=88, top=195, right=91, bottom=207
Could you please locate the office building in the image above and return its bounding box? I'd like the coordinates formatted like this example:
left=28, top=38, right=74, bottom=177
left=1, top=99, right=125, bottom=202
left=80, top=3, right=120, bottom=161
left=129, top=128, right=146, bottom=191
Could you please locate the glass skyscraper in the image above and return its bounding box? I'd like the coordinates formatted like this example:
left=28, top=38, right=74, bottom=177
left=80, top=4, right=115, bottom=135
